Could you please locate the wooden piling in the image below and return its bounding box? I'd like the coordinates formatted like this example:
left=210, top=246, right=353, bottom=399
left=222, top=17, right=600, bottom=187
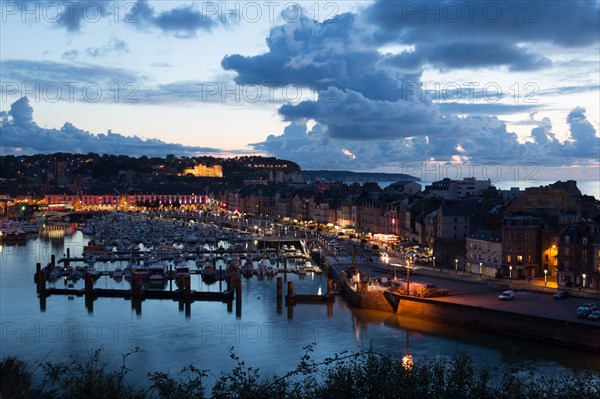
left=235, top=278, right=242, bottom=299
left=50, top=254, right=56, bottom=269
left=85, top=273, right=94, bottom=295
left=327, top=278, right=333, bottom=294
left=132, top=276, right=143, bottom=297
left=66, top=248, right=70, bottom=267
left=276, top=277, right=283, bottom=300
left=235, top=278, right=242, bottom=318
left=287, top=281, right=294, bottom=298
left=36, top=269, right=46, bottom=295
left=35, top=263, right=41, bottom=284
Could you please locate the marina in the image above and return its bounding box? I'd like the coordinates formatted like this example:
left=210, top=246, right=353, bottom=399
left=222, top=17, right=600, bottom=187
left=1, top=212, right=599, bottom=386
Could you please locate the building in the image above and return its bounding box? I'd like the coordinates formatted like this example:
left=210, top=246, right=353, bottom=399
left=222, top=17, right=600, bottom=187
left=436, top=205, right=472, bottom=242
left=508, top=181, right=582, bottom=213
left=383, top=181, right=421, bottom=195
left=425, top=177, right=491, bottom=199
left=501, top=216, right=543, bottom=279
left=182, top=164, right=223, bottom=178
left=466, top=230, right=502, bottom=277
left=556, top=223, right=600, bottom=288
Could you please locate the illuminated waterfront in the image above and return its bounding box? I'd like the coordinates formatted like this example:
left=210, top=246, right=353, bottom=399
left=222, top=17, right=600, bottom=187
left=1, top=232, right=599, bottom=387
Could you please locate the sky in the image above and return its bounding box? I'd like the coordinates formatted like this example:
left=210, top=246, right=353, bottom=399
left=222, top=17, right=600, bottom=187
left=0, top=0, right=599, bottom=182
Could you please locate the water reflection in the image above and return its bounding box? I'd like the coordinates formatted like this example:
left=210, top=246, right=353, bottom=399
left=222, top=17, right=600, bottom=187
left=1, top=232, right=598, bottom=386
left=348, top=307, right=600, bottom=372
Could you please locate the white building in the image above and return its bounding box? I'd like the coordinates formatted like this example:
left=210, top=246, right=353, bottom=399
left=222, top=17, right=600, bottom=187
left=466, top=229, right=502, bottom=277
left=426, top=177, right=491, bottom=199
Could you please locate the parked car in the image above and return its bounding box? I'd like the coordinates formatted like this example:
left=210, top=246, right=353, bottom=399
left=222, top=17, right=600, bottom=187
left=553, top=291, right=570, bottom=300
left=587, top=311, right=600, bottom=321
left=576, top=303, right=597, bottom=318
left=498, top=290, right=515, bottom=301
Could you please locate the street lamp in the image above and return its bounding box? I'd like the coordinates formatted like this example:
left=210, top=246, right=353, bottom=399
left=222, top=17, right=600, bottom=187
left=479, top=262, right=482, bottom=279
left=544, top=269, right=548, bottom=287
left=582, top=273, right=587, bottom=289
left=455, top=258, right=458, bottom=273
left=433, top=256, right=436, bottom=271
left=509, top=266, right=513, bottom=283
left=406, top=257, right=411, bottom=296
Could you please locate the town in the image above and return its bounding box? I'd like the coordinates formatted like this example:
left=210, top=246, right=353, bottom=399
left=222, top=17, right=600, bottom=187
left=2, top=153, right=599, bottom=291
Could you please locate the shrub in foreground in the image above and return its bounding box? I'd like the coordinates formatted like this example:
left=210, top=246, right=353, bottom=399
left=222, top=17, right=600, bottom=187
left=1, top=346, right=598, bottom=399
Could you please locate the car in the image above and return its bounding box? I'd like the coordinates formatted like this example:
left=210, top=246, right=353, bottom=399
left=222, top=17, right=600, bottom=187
left=553, top=291, right=570, bottom=300
left=576, top=303, right=597, bottom=318
left=587, top=311, right=600, bottom=321
left=498, top=290, right=515, bottom=301
left=581, top=303, right=598, bottom=312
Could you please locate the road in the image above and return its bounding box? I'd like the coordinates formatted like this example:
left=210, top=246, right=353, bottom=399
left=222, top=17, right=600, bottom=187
left=319, top=238, right=600, bottom=327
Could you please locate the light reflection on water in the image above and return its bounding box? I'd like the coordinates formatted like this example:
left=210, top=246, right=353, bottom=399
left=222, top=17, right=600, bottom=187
left=1, top=232, right=598, bottom=388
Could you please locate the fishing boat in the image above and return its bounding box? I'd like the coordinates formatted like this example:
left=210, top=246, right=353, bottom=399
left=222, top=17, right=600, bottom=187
left=257, top=258, right=269, bottom=277
left=226, top=259, right=241, bottom=278
left=202, top=263, right=217, bottom=280
left=296, top=263, right=307, bottom=275
left=148, top=262, right=167, bottom=282
left=241, top=260, right=255, bottom=278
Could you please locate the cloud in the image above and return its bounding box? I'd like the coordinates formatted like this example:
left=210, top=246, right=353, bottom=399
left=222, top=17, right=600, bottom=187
left=437, top=103, right=540, bottom=115
left=0, top=97, right=221, bottom=156
left=563, top=107, right=600, bottom=157
left=251, top=106, right=598, bottom=171
left=62, top=37, right=129, bottom=59
left=222, top=13, right=423, bottom=102
left=1, top=59, right=138, bottom=85
left=221, top=2, right=598, bottom=170
left=365, top=0, right=600, bottom=48
left=129, top=0, right=220, bottom=38
left=55, top=0, right=111, bottom=32
left=418, top=42, right=552, bottom=71
left=278, top=89, right=445, bottom=140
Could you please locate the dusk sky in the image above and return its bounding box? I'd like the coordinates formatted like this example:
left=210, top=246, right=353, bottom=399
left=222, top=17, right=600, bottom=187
left=1, top=0, right=599, bottom=181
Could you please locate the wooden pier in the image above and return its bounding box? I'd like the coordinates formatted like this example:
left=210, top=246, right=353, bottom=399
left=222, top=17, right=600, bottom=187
left=34, top=261, right=239, bottom=316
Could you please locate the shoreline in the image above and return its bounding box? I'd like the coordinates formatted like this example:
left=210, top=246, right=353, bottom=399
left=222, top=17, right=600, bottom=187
left=322, top=255, right=600, bottom=353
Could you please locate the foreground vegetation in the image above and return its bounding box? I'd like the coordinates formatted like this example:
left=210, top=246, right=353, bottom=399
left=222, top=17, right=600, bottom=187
left=1, top=346, right=599, bottom=399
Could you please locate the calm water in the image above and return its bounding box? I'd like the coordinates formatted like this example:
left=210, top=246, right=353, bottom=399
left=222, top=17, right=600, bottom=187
left=1, top=232, right=599, bottom=387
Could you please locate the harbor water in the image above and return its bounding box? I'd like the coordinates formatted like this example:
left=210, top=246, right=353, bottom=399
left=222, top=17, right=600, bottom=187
left=1, top=232, right=599, bottom=387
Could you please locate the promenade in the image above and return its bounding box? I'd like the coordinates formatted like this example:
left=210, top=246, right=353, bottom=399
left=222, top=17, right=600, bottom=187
left=324, top=248, right=600, bottom=327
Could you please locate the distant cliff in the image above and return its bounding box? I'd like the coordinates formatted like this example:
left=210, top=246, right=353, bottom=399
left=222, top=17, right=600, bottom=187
left=302, top=170, right=420, bottom=183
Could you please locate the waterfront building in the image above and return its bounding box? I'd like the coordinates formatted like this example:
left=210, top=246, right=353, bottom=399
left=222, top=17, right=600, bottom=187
left=557, top=223, right=600, bottom=288
left=501, top=216, right=543, bottom=280
left=466, top=230, right=502, bottom=277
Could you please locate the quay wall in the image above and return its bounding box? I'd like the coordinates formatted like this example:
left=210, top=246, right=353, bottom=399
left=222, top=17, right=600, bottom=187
left=340, top=277, right=395, bottom=312
left=397, top=295, right=600, bottom=352
left=321, top=255, right=599, bottom=352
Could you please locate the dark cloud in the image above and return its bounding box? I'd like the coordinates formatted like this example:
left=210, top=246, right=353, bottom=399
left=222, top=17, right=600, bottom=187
left=55, top=0, right=110, bottom=32
left=365, top=0, right=600, bottom=48
left=252, top=107, right=598, bottom=170
left=222, top=13, right=423, bottom=102
left=0, top=97, right=220, bottom=156
left=222, top=2, right=597, bottom=170
left=421, top=42, right=552, bottom=71
left=363, top=1, right=598, bottom=72
left=278, top=89, right=445, bottom=140
left=130, top=0, right=218, bottom=38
